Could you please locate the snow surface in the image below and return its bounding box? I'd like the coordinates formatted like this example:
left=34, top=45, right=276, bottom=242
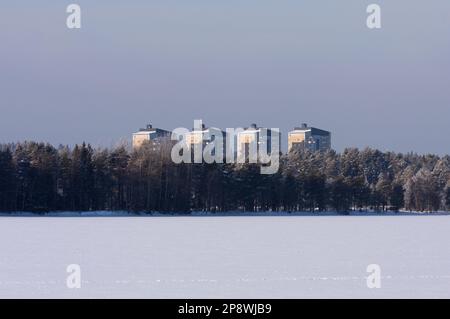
left=0, top=215, right=450, bottom=298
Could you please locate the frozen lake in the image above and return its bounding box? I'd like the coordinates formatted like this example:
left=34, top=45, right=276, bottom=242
left=0, top=216, right=449, bottom=298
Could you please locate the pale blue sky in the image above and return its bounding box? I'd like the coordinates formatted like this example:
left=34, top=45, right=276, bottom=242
left=1, top=1, right=450, bottom=153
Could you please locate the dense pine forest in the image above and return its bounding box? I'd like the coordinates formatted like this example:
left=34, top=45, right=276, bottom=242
left=0, top=141, right=449, bottom=213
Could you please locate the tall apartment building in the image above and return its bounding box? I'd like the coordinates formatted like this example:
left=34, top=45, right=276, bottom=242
left=288, top=123, right=331, bottom=152
left=237, top=123, right=280, bottom=161
left=184, top=123, right=226, bottom=158
left=132, top=124, right=171, bottom=148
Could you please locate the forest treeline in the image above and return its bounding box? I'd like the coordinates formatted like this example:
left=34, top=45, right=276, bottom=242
left=0, top=141, right=450, bottom=213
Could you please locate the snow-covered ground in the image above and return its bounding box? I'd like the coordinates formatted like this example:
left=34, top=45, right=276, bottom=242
left=0, top=216, right=449, bottom=298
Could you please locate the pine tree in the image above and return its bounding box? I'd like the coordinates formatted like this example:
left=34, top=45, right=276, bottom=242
left=445, top=183, right=450, bottom=211
left=0, top=146, right=16, bottom=211
left=375, top=173, right=391, bottom=211
left=390, top=184, right=404, bottom=212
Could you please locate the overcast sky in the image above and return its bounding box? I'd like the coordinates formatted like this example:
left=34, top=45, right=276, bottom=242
left=1, top=1, right=450, bottom=153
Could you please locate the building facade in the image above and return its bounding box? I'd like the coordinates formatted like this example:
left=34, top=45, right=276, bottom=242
left=184, top=123, right=226, bottom=159
left=237, top=123, right=280, bottom=161
left=288, top=123, right=331, bottom=152
left=132, top=124, right=171, bottom=149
